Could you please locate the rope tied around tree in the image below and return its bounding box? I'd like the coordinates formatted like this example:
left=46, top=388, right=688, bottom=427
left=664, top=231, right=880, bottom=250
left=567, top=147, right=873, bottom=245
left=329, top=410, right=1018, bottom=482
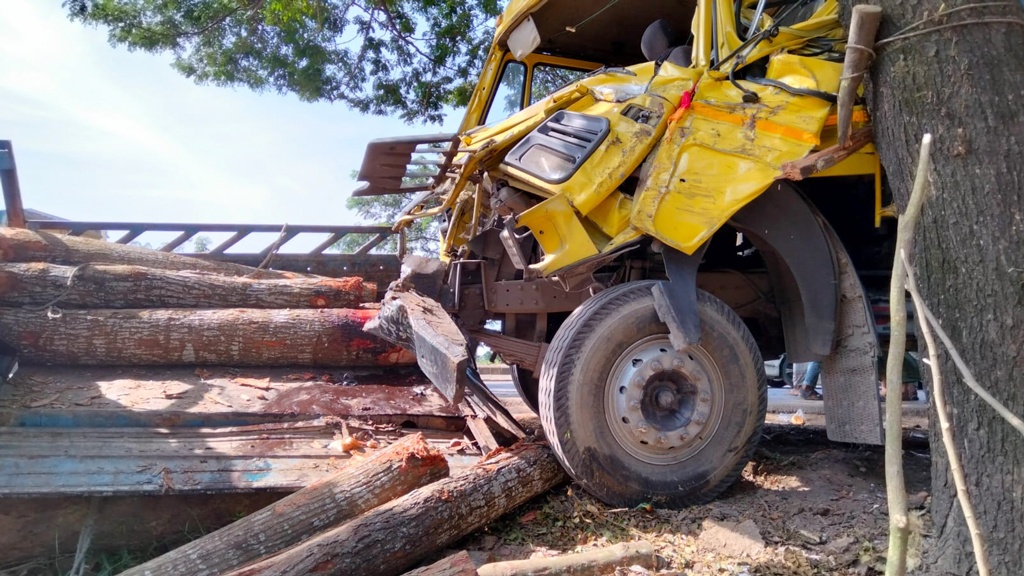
left=874, top=2, right=1024, bottom=50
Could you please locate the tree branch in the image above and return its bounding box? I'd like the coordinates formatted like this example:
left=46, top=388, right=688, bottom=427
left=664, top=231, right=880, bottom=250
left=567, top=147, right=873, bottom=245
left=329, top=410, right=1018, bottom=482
left=902, top=250, right=991, bottom=576
left=884, top=132, right=932, bottom=576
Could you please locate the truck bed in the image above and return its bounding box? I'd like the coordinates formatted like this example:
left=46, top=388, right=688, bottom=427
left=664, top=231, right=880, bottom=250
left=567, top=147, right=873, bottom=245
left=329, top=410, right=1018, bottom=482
left=0, top=365, right=479, bottom=497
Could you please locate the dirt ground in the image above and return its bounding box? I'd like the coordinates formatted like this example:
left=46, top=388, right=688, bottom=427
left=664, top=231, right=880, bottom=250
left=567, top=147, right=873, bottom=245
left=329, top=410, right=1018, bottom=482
left=446, top=417, right=933, bottom=576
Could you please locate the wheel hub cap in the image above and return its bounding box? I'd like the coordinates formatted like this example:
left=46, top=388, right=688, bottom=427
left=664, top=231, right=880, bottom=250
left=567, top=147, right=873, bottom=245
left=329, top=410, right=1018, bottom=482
left=605, top=335, right=724, bottom=465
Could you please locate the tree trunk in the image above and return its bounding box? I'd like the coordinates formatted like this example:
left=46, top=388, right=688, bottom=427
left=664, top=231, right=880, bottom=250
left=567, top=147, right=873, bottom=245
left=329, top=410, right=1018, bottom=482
left=402, top=552, right=479, bottom=576
left=0, top=308, right=416, bottom=367
left=121, top=434, right=449, bottom=576
left=220, top=443, right=567, bottom=576
left=0, top=263, right=375, bottom=308
left=848, top=3, right=1024, bottom=574
left=0, top=228, right=302, bottom=279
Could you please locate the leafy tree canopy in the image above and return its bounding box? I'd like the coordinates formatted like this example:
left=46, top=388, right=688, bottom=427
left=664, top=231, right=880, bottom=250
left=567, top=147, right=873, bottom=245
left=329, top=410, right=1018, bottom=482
left=64, top=0, right=504, bottom=124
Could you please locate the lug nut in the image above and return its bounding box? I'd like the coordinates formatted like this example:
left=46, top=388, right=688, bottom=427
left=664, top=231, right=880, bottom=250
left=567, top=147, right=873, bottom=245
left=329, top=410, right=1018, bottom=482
left=699, top=393, right=710, bottom=403
left=651, top=360, right=663, bottom=372
left=655, top=434, right=667, bottom=445
left=694, top=417, right=705, bottom=426
left=679, top=432, right=689, bottom=441
left=672, top=358, right=684, bottom=369
left=636, top=421, right=649, bottom=434
left=632, top=376, right=644, bottom=387
left=630, top=400, right=641, bottom=409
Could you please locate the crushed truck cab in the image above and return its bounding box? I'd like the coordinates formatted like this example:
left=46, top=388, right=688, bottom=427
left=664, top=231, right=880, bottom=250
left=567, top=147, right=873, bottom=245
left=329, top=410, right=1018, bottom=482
left=357, top=0, right=891, bottom=508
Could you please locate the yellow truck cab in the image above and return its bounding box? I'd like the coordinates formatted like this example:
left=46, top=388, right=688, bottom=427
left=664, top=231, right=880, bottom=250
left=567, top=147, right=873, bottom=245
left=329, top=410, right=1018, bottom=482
left=355, top=0, right=893, bottom=508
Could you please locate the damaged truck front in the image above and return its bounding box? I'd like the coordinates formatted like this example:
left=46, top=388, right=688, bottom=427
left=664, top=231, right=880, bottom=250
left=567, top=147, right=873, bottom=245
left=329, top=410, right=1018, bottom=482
left=359, top=0, right=893, bottom=508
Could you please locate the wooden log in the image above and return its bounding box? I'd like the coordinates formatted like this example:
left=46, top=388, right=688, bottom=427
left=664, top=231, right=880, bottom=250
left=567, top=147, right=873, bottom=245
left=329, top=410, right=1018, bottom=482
left=477, top=542, right=658, bottom=576
left=120, top=434, right=449, bottom=576
left=403, top=552, right=479, bottom=576
left=0, top=263, right=375, bottom=309
left=221, top=443, right=567, bottom=576
left=836, top=5, right=883, bottom=147
left=0, top=308, right=416, bottom=367
left=0, top=228, right=302, bottom=279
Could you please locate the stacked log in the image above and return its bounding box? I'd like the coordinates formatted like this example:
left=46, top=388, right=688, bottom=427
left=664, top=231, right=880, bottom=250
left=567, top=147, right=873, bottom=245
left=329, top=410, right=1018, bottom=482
left=120, top=434, right=449, bottom=576
left=0, top=227, right=411, bottom=367
left=0, top=228, right=297, bottom=278
left=0, top=308, right=414, bottom=366
left=0, top=263, right=375, bottom=309
left=220, top=442, right=567, bottom=576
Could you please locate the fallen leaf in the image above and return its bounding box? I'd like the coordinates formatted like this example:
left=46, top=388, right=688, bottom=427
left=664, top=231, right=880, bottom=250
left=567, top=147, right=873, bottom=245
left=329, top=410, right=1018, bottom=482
left=255, top=392, right=268, bottom=400
left=366, top=439, right=380, bottom=449
left=285, top=372, right=317, bottom=381
left=341, top=436, right=363, bottom=452
left=519, top=511, right=538, bottom=523
left=194, top=368, right=213, bottom=379
left=163, top=390, right=188, bottom=399
left=233, top=377, right=272, bottom=390
left=204, top=393, right=233, bottom=407
left=28, top=394, right=61, bottom=407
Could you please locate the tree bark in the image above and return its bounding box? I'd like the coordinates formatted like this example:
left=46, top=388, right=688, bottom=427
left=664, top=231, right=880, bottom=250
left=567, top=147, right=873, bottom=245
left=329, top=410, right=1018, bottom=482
left=403, top=552, right=479, bottom=576
left=120, top=434, right=449, bottom=576
left=0, top=263, right=375, bottom=309
left=220, top=443, right=567, bottom=576
left=847, top=3, right=1024, bottom=574
left=0, top=308, right=416, bottom=367
left=0, top=228, right=302, bottom=279
left=476, top=542, right=658, bottom=576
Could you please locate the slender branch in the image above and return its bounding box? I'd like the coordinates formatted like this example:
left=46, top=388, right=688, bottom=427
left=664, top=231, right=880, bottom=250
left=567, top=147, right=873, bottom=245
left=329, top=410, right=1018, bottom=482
left=902, top=250, right=991, bottom=576
left=907, top=279, right=1024, bottom=437
left=884, top=133, right=933, bottom=576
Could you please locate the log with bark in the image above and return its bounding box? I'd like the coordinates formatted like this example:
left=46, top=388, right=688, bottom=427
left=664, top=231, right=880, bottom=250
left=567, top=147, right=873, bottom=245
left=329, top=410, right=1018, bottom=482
left=476, top=542, right=658, bottom=576
left=0, top=263, right=375, bottom=309
left=0, top=308, right=415, bottom=367
left=220, top=442, right=567, bottom=576
left=403, top=552, right=479, bottom=576
left=0, top=228, right=300, bottom=279
left=120, top=434, right=448, bottom=576
left=845, top=1, right=1024, bottom=574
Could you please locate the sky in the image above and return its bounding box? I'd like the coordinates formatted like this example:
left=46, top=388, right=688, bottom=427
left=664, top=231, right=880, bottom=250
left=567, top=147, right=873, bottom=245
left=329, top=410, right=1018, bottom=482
left=0, top=0, right=461, bottom=249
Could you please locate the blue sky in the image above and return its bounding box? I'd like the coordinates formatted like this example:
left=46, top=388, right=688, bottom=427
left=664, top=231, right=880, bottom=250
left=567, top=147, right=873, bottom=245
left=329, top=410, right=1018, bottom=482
left=0, top=0, right=460, bottom=237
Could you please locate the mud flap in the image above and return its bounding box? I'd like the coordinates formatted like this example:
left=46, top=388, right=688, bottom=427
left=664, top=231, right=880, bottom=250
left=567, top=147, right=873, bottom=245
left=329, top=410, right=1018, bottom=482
left=652, top=243, right=709, bottom=350
left=364, top=289, right=469, bottom=405
left=821, top=226, right=884, bottom=445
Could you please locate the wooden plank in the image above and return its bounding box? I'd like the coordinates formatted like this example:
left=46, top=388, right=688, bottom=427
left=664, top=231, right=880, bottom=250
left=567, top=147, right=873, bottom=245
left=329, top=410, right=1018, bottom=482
left=0, top=423, right=477, bottom=496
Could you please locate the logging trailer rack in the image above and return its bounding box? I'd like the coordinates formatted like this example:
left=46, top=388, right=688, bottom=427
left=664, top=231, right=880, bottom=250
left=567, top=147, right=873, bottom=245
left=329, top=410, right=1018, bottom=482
left=0, top=139, right=513, bottom=565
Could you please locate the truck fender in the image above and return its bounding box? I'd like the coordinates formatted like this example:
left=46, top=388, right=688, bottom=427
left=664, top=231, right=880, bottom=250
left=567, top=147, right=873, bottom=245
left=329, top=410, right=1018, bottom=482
left=728, top=181, right=838, bottom=362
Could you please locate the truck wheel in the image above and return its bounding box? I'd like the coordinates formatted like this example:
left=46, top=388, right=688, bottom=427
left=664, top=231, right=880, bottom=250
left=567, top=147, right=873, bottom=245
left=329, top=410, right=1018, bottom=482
left=539, top=281, right=766, bottom=508
left=510, top=365, right=539, bottom=413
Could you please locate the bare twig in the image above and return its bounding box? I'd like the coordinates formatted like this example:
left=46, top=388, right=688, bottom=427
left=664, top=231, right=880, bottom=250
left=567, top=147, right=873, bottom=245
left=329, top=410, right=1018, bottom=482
left=884, top=133, right=932, bottom=576
left=69, top=497, right=101, bottom=576
left=902, top=250, right=990, bottom=576
left=253, top=223, right=289, bottom=273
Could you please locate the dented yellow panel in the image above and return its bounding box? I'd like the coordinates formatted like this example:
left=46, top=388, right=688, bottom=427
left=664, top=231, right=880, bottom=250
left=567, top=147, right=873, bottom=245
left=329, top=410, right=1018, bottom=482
left=587, top=191, right=634, bottom=238
left=631, top=54, right=843, bottom=254
left=504, top=95, right=678, bottom=217
left=517, top=194, right=599, bottom=274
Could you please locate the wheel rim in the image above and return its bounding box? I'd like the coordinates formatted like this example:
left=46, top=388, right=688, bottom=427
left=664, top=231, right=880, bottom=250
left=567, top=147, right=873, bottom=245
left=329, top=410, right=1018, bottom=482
left=604, top=335, right=725, bottom=465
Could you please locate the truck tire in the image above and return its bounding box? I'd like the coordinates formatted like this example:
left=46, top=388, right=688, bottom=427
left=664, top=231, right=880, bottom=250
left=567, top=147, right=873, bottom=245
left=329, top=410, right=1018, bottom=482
left=539, top=281, right=766, bottom=508
left=510, top=365, right=539, bottom=413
